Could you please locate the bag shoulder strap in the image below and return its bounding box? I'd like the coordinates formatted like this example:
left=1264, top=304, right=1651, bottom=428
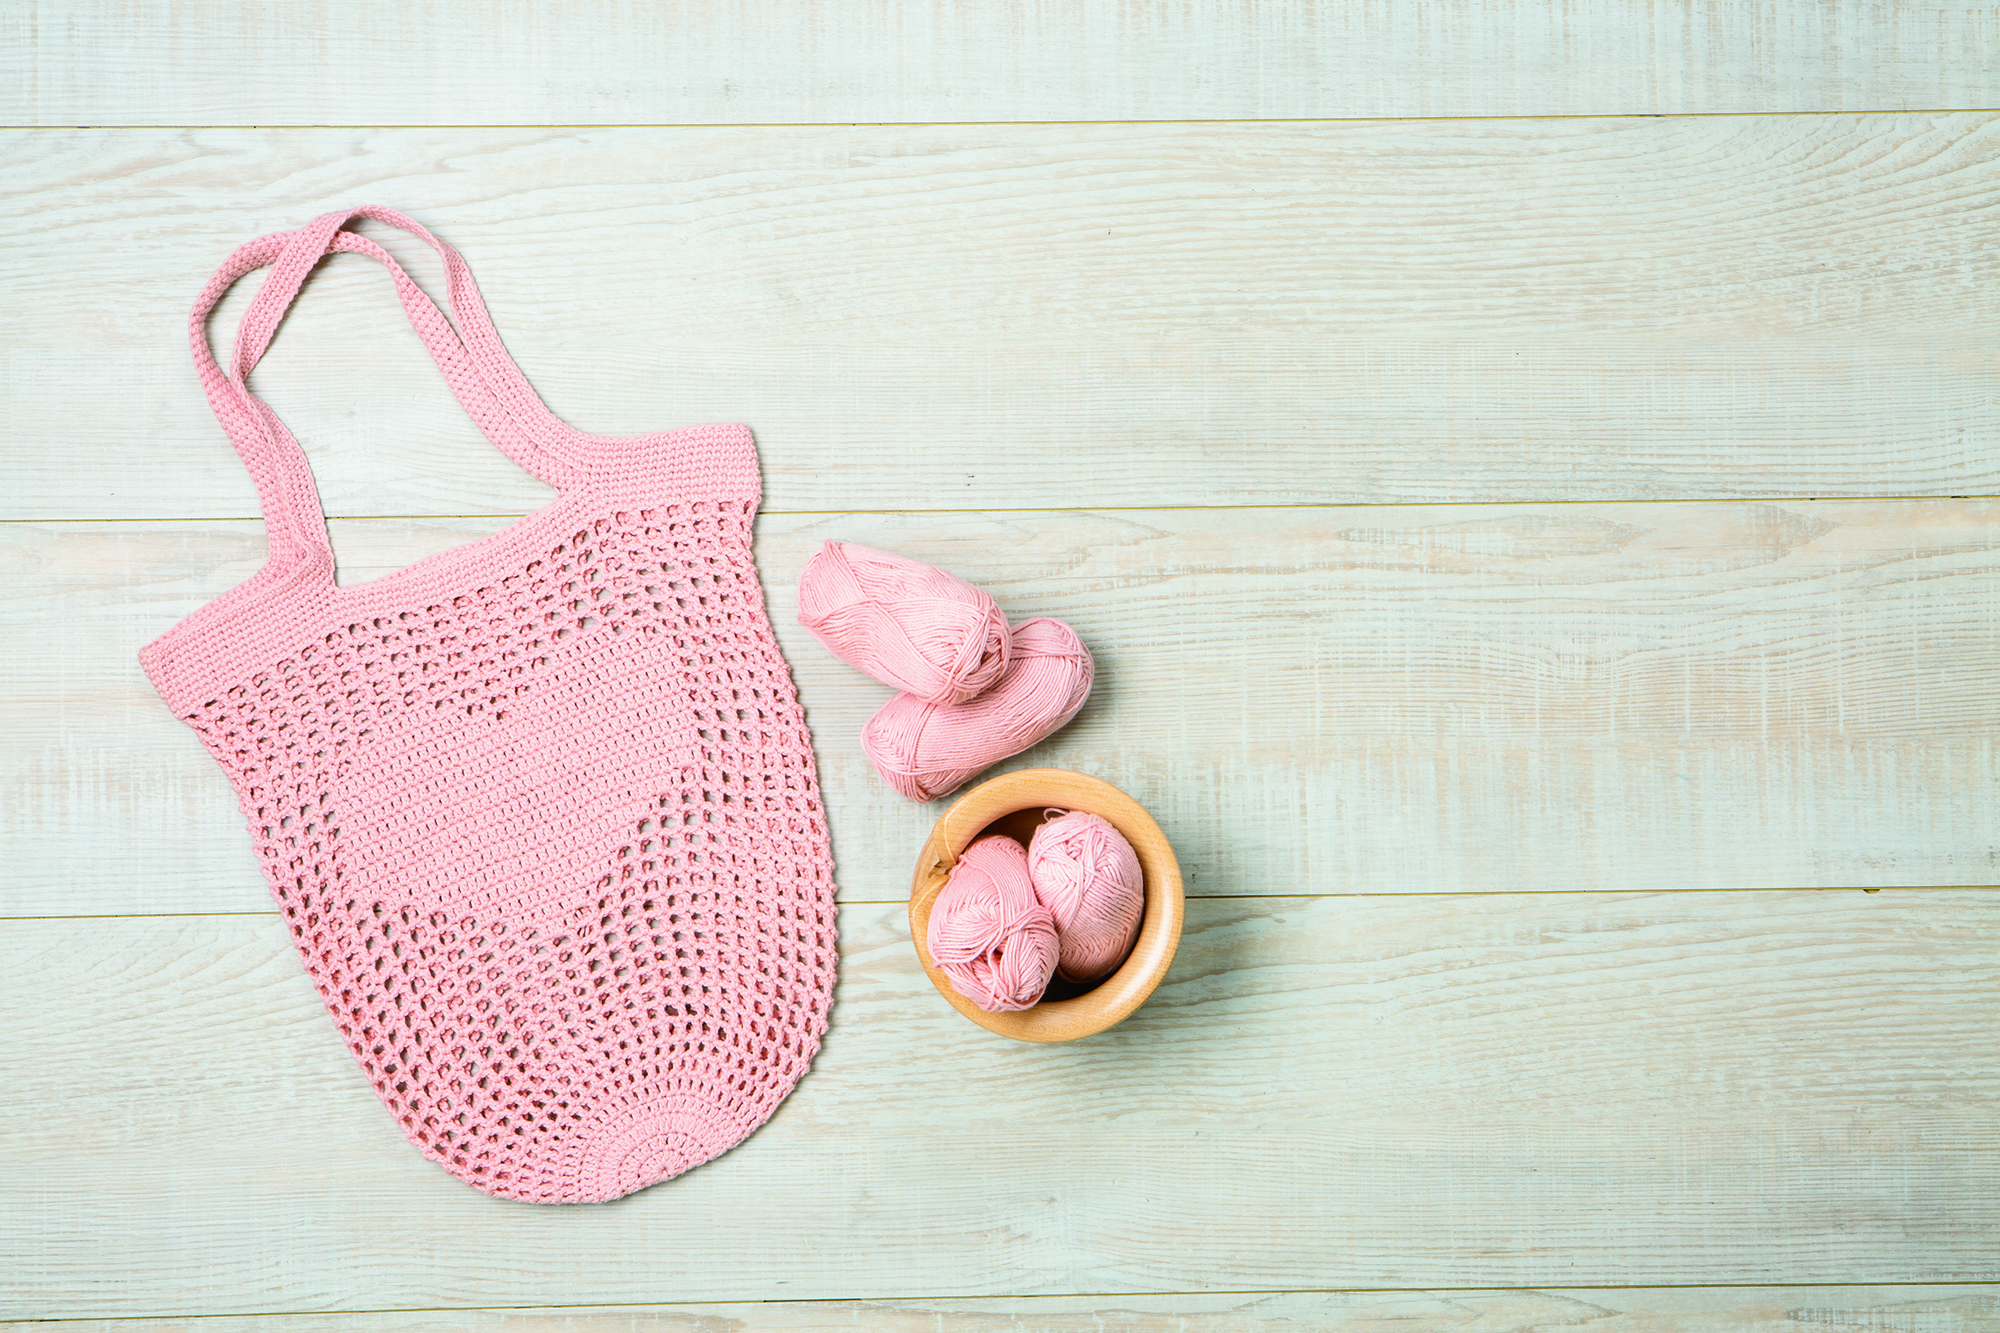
left=189, top=207, right=586, bottom=578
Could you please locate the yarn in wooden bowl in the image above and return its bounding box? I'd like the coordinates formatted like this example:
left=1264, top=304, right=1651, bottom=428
left=1027, top=810, right=1144, bottom=983
left=796, top=540, right=1010, bottom=704
left=909, top=768, right=1183, bottom=1043
left=863, top=617, right=1094, bottom=802
left=924, top=834, right=1058, bottom=1012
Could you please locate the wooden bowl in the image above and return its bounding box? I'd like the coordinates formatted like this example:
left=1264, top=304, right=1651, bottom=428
left=908, top=768, right=1184, bottom=1042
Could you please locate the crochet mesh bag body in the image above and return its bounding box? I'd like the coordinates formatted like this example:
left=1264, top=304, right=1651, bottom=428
left=140, top=207, right=838, bottom=1203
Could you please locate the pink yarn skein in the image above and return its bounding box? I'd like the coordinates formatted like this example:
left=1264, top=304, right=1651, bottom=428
left=925, top=835, right=1058, bottom=1012
left=1028, top=811, right=1145, bottom=983
left=796, top=541, right=1010, bottom=704
left=862, top=617, right=1094, bottom=802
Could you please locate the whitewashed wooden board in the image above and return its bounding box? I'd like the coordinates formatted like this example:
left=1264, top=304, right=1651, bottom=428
left=8, top=1287, right=2000, bottom=1333
left=4, top=891, right=1995, bottom=1319
left=7, top=500, right=1994, bottom=919
left=6, top=0, right=1998, bottom=125
left=7, top=39, right=1997, bottom=1321
left=5, top=118, right=1998, bottom=520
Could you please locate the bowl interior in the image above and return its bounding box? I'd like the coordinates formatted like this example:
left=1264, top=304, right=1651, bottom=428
left=908, top=768, right=1184, bottom=1043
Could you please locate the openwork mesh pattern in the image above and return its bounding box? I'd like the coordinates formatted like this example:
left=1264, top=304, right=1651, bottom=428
left=142, top=208, right=836, bottom=1202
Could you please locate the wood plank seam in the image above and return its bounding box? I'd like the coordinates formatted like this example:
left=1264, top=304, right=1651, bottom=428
left=13, top=494, right=2000, bottom=524
left=4, top=884, right=1993, bottom=926
left=11, top=110, right=2000, bottom=128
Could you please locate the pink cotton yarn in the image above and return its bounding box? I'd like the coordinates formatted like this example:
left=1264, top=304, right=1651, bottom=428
left=796, top=541, right=1011, bottom=704
left=1028, top=811, right=1145, bottom=983
left=862, top=617, right=1095, bottom=802
left=926, top=835, right=1059, bottom=1012
left=140, top=207, right=838, bottom=1204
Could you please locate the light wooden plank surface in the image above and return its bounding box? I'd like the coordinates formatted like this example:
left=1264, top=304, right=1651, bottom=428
left=9, top=1287, right=1999, bottom=1333
left=7, top=0, right=1999, bottom=125
left=6, top=118, right=1999, bottom=520
left=7, top=44, right=1996, bottom=1320
left=8, top=500, right=1994, bottom=919
left=5, top=891, right=1996, bottom=1318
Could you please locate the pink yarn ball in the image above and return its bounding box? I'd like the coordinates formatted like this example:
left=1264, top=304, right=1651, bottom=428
left=796, top=540, right=1010, bottom=705
left=925, top=835, right=1057, bottom=1012
left=862, top=617, right=1094, bottom=802
left=1028, top=811, right=1145, bottom=983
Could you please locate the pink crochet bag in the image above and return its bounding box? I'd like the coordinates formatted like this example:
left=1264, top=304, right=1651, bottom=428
left=140, top=206, right=838, bottom=1203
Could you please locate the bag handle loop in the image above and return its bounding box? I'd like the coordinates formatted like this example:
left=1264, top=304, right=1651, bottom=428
left=189, top=207, right=585, bottom=579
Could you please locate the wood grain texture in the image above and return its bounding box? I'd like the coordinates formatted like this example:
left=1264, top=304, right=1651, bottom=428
left=6, top=501, right=1993, bottom=919
left=9, top=1287, right=1999, bottom=1333
left=5, top=119, right=1998, bottom=519
left=5, top=891, right=1996, bottom=1317
left=7, top=0, right=1999, bottom=125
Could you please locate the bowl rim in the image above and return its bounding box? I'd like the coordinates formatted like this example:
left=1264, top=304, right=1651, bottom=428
left=907, top=767, right=1184, bottom=1042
